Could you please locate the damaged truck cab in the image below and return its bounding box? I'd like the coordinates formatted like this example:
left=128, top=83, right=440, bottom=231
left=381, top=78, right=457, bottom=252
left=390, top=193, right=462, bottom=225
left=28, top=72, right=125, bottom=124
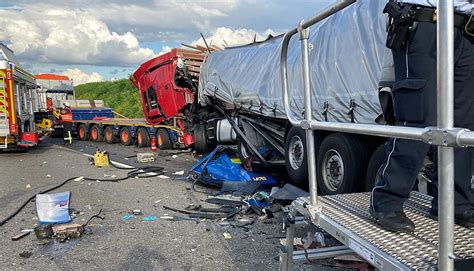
left=130, top=49, right=204, bottom=148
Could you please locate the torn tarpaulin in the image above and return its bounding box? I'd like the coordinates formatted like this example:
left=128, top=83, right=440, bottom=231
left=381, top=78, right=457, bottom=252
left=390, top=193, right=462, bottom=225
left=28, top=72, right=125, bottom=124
left=190, top=146, right=277, bottom=187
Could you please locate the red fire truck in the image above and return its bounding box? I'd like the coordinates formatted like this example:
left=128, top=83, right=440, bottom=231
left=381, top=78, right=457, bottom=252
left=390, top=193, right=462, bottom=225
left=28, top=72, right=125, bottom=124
left=0, top=44, right=41, bottom=150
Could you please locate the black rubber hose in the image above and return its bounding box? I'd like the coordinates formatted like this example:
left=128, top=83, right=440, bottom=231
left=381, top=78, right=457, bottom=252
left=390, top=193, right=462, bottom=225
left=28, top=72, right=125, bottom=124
left=0, top=157, right=165, bottom=227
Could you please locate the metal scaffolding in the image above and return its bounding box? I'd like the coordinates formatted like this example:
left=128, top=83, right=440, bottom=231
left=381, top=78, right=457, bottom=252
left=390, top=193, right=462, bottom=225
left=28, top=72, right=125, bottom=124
left=280, top=0, right=473, bottom=270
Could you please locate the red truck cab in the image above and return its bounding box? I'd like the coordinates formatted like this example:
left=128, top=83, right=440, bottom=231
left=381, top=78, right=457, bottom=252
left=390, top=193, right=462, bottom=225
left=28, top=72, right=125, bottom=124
left=131, top=48, right=205, bottom=147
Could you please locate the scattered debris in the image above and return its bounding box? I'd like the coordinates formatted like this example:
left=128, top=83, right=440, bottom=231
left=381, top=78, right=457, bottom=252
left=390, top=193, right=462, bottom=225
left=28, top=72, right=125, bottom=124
left=122, top=214, right=134, bottom=221
left=130, top=209, right=143, bottom=215
left=11, top=231, right=30, bottom=241
left=46, top=174, right=51, bottom=178
left=172, top=170, right=185, bottom=175
left=270, top=183, right=308, bottom=201
left=158, top=175, right=170, bottom=179
left=20, top=229, right=34, bottom=233
left=36, top=191, right=71, bottom=224
left=142, top=216, right=157, bottom=222
left=34, top=224, right=53, bottom=239
left=26, top=184, right=31, bottom=189
left=223, top=232, right=232, bottom=240
left=137, top=153, right=155, bottom=163
left=172, top=155, right=178, bottom=159
left=19, top=251, right=32, bottom=258
left=53, top=223, right=84, bottom=239
left=190, top=146, right=277, bottom=187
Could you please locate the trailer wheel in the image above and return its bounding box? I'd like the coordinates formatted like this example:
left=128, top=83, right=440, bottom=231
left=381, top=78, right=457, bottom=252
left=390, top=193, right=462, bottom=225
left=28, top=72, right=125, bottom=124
left=137, top=127, right=150, bottom=147
left=194, top=123, right=209, bottom=154
left=104, top=126, right=118, bottom=144
left=90, top=125, right=104, bottom=142
left=365, top=144, right=386, bottom=191
left=317, top=133, right=368, bottom=195
left=157, top=129, right=172, bottom=150
left=78, top=124, right=89, bottom=141
left=285, top=127, right=322, bottom=185
left=119, top=127, right=134, bottom=146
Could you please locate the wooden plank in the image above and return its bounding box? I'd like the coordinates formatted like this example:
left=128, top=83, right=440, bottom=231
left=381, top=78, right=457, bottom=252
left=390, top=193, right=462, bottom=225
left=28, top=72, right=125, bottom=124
left=185, top=60, right=203, bottom=67
left=186, top=66, right=201, bottom=73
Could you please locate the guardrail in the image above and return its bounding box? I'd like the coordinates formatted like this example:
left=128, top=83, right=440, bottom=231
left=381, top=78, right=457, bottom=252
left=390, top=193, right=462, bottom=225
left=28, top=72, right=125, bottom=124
left=279, top=0, right=473, bottom=270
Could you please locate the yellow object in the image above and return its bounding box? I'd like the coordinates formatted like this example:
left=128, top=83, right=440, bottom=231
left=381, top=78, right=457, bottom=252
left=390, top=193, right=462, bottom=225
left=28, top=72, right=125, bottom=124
left=64, top=131, right=73, bottom=145
left=230, top=157, right=242, bottom=164
left=52, top=109, right=61, bottom=119
left=36, top=118, right=52, bottom=130
left=94, top=150, right=109, bottom=167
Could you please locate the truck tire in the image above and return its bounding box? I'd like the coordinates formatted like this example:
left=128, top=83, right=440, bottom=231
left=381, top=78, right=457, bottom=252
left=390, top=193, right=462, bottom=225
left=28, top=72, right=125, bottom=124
left=157, top=128, right=172, bottom=149
left=90, top=125, right=104, bottom=142
left=365, top=144, right=387, bottom=191
left=194, top=123, right=209, bottom=154
left=78, top=124, right=89, bottom=141
left=317, top=133, right=368, bottom=195
left=137, top=127, right=150, bottom=147
left=104, top=126, right=118, bottom=144
left=119, top=127, right=134, bottom=146
left=285, top=127, right=322, bottom=185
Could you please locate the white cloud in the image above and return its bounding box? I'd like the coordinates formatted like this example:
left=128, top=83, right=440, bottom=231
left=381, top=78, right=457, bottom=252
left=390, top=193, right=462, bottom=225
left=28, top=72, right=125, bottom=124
left=192, top=27, right=276, bottom=48
left=0, top=6, right=156, bottom=67
left=63, top=68, right=103, bottom=86
left=158, top=46, right=173, bottom=56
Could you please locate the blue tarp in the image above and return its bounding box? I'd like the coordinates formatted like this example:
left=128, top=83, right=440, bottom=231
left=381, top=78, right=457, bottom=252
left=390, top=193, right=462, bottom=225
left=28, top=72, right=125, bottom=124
left=190, top=146, right=277, bottom=187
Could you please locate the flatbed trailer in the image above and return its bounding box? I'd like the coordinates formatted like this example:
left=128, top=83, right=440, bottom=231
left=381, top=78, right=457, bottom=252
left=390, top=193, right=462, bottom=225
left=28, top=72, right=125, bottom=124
left=73, top=116, right=188, bottom=149
left=279, top=1, right=474, bottom=270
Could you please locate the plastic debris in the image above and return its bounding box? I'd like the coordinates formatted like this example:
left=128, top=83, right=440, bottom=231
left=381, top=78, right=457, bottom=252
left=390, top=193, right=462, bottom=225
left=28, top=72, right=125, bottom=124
left=172, top=170, right=185, bottom=175
left=172, top=155, right=178, bottom=159
left=26, top=184, right=31, bottom=189
left=130, top=209, right=143, bottom=215
left=36, top=192, right=71, bottom=224
left=46, top=174, right=52, bottom=178
left=53, top=223, right=84, bottom=239
left=142, top=216, right=157, bottom=222
left=223, top=232, right=232, bottom=240
left=19, top=251, right=32, bottom=258
left=137, top=153, right=155, bottom=163
left=158, top=175, right=170, bottom=179
left=11, top=231, right=30, bottom=241
left=122, top=214, right=134, bottom=221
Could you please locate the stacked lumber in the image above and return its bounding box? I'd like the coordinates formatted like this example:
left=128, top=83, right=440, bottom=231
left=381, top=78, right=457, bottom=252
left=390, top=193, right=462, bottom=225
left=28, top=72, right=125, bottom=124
left=176, top=44, right=222, bottom=79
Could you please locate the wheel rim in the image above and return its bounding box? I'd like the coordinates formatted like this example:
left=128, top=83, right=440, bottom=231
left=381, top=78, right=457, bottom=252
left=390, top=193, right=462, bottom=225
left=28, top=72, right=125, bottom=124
left=121, top=130, right=128, bottom=143
left=91, top=128, right=98, bottom=140
left=322, top=149, right=345, bottom=192
left=289, top=136, right=304, bottom=170
left=79, top=127, right=85, bottom=139
left=158, top=133, right=163, bottom=146
left=138, top=132, right=142, bottom=145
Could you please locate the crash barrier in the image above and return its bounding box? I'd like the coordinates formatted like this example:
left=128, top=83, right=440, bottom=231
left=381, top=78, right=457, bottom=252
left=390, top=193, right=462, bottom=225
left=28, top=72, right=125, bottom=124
left=279, top=0, right=473, bottom=270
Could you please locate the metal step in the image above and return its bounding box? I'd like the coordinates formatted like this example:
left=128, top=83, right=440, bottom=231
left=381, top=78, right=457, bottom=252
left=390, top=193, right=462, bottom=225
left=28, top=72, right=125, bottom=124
left=292, top=192, right=474, bottom=270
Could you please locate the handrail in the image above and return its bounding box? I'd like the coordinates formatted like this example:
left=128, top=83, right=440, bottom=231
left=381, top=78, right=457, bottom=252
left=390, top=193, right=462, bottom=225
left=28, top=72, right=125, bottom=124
left=279, top=0, right=469, bottom=270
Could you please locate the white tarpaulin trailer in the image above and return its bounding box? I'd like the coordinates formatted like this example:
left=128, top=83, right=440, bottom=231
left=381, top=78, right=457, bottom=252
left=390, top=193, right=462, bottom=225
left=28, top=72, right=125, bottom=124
left=199, top=0, right=387, bottom=124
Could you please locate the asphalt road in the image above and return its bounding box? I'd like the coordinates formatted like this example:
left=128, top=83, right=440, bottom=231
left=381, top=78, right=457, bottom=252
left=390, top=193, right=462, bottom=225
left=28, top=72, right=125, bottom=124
left=0, top=138, right=359, bottom=270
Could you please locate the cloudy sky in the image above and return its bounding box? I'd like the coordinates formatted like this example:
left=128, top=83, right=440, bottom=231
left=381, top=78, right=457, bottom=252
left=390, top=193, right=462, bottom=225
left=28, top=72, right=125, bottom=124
left=0, top=0, right=332, bottom=85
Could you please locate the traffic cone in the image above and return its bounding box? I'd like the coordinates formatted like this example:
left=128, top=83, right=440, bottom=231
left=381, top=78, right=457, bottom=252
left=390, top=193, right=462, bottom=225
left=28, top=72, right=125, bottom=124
left=151, top=137, right=157, bottom=152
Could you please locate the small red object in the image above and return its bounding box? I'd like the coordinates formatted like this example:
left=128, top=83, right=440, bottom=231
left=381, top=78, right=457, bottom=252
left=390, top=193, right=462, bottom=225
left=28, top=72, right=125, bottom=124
left=151, top=137, right=157, bottom=152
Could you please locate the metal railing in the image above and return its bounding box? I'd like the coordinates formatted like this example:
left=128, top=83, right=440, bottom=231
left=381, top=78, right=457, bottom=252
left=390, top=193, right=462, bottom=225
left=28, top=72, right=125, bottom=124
left=279, top=0, right=474, bottom=270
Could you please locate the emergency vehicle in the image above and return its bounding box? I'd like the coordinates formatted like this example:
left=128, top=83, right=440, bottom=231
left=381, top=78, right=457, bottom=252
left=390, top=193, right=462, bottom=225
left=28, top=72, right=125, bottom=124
left=0, top=43, right=40, bottom=150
